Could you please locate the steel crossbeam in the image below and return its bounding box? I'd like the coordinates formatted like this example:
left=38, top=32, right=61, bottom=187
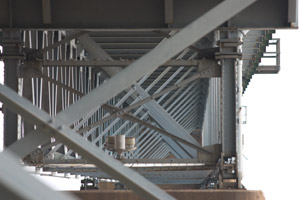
left=41, top=165, right=214, bottom=185
left=43, top=158, right=204, bottom=164
left=42, top=59, right=210, bottom=67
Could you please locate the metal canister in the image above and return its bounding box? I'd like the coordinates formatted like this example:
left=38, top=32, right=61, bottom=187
left=125, top=137, right=135, bottom=150
left=115, top=135, right=125, bottom=151
left=106, top=136, right=116, bottom=150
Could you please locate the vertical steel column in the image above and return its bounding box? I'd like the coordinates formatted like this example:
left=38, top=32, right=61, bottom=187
left=2, top=30, right=22, bottom=147
left=218, top=29, right=243, bottom=157
left=22, top=31, right=34, bottom=137
left=236, top=31, right=244, bottom=189
left=217, top=28, right=243, bottom=189
left=222, top=58, right=236, bottom=157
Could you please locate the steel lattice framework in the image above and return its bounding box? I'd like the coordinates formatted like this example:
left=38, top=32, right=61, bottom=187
left=0, top=0, right=297, bottom=199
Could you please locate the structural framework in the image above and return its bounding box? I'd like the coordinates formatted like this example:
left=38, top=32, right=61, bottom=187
left=0, top=0, right=298, bottom=199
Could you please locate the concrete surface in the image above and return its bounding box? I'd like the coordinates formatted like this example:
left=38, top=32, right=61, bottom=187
left=71, top=189, right=265, bottom=200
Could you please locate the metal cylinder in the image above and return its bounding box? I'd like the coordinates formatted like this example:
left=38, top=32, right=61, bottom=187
left=125, top=137, right=135, bottom=150
left=106, top=136, right=116, bottom=150
left=115, top=135, right=125, bottom=150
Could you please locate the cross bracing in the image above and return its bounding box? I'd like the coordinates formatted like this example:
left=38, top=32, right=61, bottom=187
left=0, top=0, right=296, bottom=199
left=17, top=30, right=220, bottom=160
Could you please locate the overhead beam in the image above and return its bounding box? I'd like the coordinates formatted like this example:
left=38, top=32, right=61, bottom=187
left=0, top=0, right=289, bottom=29
left=42, top=0, right=52, bottom=24
left=164, top=0, right=174, bottom=24
left=0, top=84, right=175, bottom=200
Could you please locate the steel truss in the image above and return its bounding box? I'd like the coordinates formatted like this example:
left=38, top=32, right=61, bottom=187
left=0, top=0, right=291, bottom=199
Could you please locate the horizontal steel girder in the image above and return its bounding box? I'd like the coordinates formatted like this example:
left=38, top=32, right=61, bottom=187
left=0, top=0, right=289, bottom=29
left=42, top=164, right=215, bottom=172
left=44, top=158, right=209, bottom=164
left=41, top=59, right=216, bottom=67
left=42, top=165, right=213, bottom=184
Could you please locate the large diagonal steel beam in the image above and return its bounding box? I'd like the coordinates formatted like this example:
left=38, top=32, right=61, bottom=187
left=0, top=84, right=175, bottom=200
left=135, top=85, right=200, bottom=157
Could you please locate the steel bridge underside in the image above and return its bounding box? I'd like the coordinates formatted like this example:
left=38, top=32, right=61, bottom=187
left=0, top=0, right=297, bottom=199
